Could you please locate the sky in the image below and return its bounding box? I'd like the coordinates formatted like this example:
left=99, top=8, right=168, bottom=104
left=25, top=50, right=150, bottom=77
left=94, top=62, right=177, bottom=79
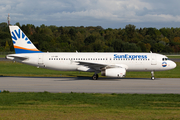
left=1, top=0, right=180, bottom=29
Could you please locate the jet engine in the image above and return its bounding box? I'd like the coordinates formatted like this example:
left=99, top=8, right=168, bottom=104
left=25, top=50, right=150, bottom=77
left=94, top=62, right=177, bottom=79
left=101, top=68, right=126, bottom=77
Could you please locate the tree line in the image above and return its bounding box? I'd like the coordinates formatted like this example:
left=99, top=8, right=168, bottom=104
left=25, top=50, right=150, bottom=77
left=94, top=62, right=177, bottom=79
left=0, top=22, right=180, bottom=53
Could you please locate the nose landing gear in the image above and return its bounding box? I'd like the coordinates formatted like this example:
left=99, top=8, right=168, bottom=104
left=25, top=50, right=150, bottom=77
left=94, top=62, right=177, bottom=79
left=151, top=71, right=155, bottom=80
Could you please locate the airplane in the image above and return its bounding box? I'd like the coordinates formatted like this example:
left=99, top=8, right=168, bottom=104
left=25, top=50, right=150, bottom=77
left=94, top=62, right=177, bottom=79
left=6, top=26, right=176, bottom=80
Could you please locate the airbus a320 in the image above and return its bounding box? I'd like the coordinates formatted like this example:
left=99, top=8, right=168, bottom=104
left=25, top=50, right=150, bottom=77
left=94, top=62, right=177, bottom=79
left=6, top=26, right=176, bottom=80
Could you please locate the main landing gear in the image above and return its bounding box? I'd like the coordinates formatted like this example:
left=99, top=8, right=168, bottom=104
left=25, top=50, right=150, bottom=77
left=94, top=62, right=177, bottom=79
left=92, top=74, right=99, bottom=80
left=151, top=71, right=155, bottom=80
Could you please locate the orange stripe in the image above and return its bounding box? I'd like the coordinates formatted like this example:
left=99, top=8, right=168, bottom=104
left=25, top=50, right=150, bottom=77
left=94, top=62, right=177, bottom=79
left=14, top=45, right=39, bottom=51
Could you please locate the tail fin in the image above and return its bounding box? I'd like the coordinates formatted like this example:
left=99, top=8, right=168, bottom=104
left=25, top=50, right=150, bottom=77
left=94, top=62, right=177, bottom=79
left=9, top=26, right=42, bottom=54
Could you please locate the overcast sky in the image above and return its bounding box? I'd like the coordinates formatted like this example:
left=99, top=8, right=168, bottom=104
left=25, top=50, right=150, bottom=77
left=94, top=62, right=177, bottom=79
left=1, top=0, right=180, bottom=29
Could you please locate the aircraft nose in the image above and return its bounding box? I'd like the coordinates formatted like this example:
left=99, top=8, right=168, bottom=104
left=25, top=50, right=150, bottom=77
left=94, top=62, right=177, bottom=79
left=171, top=61, right=176, bottom=69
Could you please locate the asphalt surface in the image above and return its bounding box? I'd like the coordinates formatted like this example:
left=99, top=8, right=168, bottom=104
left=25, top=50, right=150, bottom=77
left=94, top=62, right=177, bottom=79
left=0, top=77, right=180, bottom=94
left=0, top=58, right=10, bottom=61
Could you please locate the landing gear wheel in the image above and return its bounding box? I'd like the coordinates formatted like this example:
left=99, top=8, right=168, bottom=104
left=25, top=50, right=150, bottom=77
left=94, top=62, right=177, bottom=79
left=151, top=71, right=155, bottom=80
left=151, top=76, right=155, bottom=80
left=92, top=74, right=98, bottom=80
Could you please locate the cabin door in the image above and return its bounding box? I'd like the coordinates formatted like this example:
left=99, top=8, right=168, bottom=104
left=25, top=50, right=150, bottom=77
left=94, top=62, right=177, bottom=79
left=38, top=55, right=44, bottom=67
left=151, top=54, right=157, bottom=65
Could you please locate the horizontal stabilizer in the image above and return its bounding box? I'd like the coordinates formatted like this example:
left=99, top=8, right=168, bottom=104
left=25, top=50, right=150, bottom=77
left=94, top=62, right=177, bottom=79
left=6, top=55, right=28, bottom=61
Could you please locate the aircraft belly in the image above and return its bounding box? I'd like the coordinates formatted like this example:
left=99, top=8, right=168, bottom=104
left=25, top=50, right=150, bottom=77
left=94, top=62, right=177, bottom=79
left=127, top=62, right=152, bottom=71
left=45, top=62, right=77, bottom=71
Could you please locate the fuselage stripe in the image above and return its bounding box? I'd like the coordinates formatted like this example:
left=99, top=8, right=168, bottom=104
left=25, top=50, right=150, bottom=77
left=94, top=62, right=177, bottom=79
left=14, top=45, right=40, bottom=51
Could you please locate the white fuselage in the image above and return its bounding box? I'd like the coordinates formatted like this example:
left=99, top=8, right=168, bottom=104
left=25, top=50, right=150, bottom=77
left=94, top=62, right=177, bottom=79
left=6, top=52, right=176, bottom=72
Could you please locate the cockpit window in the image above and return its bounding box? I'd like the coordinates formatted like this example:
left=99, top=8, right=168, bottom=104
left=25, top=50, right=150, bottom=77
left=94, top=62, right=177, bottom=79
left=162, top=58, right=169, bottom=61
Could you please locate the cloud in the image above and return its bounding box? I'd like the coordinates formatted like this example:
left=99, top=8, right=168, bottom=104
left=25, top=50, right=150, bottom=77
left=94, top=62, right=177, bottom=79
left=1, top=0, right=180, bottom=28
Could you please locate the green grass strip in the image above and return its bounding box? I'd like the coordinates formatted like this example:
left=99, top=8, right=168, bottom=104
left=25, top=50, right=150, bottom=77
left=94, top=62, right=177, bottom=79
left=0, top=92, right=180, bottom=119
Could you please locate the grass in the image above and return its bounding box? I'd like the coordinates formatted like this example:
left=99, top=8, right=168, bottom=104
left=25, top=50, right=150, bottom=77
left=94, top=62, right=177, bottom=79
left=0, top=92, right=180, bottom=120
left=167, top=55, right=180, bottom=59
left=0, top=55, right=5, bottom=58
left=0, top=61, right=180, bottom=78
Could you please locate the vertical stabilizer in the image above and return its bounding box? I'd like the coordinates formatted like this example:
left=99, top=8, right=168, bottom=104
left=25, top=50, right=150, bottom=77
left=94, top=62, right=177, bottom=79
left=9, top=26, right=42, bottom=54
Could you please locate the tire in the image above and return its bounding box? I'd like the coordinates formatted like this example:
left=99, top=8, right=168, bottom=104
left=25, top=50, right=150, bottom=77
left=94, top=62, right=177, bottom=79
left=92, top=75, right=97, bottom=80
left=92, top=74, right=98, bottom=80
left=151, top=76, right=155, bottom=80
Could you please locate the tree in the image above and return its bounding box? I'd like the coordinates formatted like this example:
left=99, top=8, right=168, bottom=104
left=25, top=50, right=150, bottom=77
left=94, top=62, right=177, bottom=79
left=173, top=37, right=180, bottom=44
left=145, top=43, right=151, bottom=52
left=15, top=22, right=21, bottom=27
left=112, top=39, right=123, bottom=52
left=161, top=37, right=169, bottom=44
left=0, top=22, right=179, bottom=53
left=84, top=35, right=96, bottom=45
left=69, top=28, right=76, bottom=37
left=125, top=24, right=136, bottom=39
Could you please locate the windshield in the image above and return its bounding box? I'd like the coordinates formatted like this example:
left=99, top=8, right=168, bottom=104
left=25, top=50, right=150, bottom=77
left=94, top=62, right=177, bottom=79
left=162, top=58, right=169, bottom=61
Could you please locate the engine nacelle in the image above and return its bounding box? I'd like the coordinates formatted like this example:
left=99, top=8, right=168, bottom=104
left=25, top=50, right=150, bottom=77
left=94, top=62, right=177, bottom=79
left=101, top=68, right=126, bottom=78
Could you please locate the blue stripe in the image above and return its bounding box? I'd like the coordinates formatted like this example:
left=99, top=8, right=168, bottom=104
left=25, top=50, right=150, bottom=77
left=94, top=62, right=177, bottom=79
left=15, top=48, right=43, bottom=54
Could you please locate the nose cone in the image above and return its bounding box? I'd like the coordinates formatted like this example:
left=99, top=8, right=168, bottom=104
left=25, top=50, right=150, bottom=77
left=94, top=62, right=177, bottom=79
left=169, top=61, right=176, bottom=69
left=172, top=61, right=177, bottom=69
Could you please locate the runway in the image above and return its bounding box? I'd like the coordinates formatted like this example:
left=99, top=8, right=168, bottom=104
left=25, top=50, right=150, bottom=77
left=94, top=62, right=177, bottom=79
left=0, top=77, right=180, bottom=94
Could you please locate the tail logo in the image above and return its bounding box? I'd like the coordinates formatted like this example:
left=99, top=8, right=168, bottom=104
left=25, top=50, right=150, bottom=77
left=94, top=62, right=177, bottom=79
left=11, top=29, right=32, bottom=45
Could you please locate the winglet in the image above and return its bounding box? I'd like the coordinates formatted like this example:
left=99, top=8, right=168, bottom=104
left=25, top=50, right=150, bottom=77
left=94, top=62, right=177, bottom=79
left=9, top=26, right=42, bottom=54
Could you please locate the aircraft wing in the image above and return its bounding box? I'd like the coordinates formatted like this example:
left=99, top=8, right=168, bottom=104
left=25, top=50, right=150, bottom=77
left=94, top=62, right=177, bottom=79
left=75, top=61, right=128, bottom=71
